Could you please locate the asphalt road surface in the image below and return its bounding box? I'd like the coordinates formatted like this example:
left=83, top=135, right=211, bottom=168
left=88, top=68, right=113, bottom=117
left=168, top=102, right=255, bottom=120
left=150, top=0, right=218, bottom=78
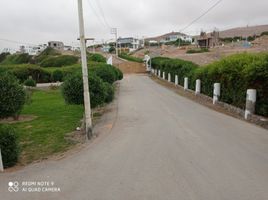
left=1, top=75, right=268, bottom=200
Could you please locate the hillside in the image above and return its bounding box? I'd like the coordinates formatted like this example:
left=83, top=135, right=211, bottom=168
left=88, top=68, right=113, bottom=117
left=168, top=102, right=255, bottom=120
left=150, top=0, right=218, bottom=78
left=218, top=24, right=268, bottom=38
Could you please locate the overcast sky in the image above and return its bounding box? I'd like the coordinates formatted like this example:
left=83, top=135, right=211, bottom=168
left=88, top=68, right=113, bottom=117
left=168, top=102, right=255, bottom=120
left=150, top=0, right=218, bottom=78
left=0, top=0, right=268, bottom=51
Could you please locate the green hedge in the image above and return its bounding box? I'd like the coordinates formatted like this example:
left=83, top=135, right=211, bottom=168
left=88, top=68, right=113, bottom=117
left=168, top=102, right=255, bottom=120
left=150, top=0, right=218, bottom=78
left=10, top=65, right=52, bottom=83
left=151, top=57, right=198, bottom=87
left=0, top=125, right=19, bottom=168
left=119, top=53, right=143, bottom=63
left=151, top=53, right=268, bottom=117
left=87, top=53, right=106, bottom=63
left=40, top=55, right=79, bottom=67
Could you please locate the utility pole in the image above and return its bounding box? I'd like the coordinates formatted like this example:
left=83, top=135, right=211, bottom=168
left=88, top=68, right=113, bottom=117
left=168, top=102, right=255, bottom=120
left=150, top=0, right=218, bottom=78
left=111, top=28, right=118, bottom=57
left=77, top=0, right=92, bottom=139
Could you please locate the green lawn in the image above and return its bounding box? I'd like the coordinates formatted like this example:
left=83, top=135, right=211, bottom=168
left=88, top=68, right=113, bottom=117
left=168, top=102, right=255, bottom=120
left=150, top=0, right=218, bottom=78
left=13, top=89, right=84, bottom=165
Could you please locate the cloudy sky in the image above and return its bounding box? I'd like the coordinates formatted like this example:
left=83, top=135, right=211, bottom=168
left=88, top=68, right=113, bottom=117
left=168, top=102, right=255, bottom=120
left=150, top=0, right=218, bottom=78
left=0, top=0, right=268, bottom=51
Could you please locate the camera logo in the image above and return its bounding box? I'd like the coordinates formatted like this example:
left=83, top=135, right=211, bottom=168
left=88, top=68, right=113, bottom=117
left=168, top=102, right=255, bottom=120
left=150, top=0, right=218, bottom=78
left=8, top=181, right=19, bottom=192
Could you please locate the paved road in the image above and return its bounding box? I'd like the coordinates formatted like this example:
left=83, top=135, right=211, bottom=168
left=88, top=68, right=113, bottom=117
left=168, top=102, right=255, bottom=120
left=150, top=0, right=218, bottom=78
left=1, top=75, right=268, bottom=200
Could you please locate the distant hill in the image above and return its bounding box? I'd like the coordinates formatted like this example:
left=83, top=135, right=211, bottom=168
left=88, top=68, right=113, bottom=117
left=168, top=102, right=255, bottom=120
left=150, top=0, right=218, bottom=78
left=218, top=25, right=268, bottom=38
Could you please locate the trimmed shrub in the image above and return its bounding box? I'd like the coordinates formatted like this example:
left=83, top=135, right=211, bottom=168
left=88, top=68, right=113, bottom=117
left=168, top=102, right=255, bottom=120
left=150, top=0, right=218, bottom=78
left=114, top=67, right=123, bottom=80
left=152, top=53, right=268, bottom=117
left=11, top=65, right=52, bottom=83
left=87, top=53, right=106, bottom=63
left=24, top=77, right=36, bottom=87
left=62, top=73, right=107, bottom=108
left=0, top=73, right=26, bottom=119
left=151, top=57, right=198, bottom=87
left=0, top=125, right=19, bottom=168
left=40, top=55, right=79, bottom=67
left=103, top=82, right=115, bottom=103
left=91, top=65, right=117, bottom=84
left=52, top=70, right=63, bottom=82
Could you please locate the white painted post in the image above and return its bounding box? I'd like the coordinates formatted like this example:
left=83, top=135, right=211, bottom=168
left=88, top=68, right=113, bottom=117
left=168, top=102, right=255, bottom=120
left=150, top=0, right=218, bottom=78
left=162, top=72, right=165, bottom=80
left=213, top=83, right=221, bottom=104
left=184, top=77, right=188, bottom=90
left=168, top=73, right=171, bottom=82
left=245, top=89, right=257, bottom=120
left=195, top=79, right=201, bottom=95
left=158, top=70, right=161, bottom=77
left=0, top=148, right=3, bottom=172
left=175, top=75, right=178, bottom=86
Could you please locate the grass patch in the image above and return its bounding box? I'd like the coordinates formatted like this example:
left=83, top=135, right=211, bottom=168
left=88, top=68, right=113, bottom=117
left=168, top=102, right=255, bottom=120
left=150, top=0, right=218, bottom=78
left=12, top=89, right=84, bottom=165
left=119, top=53, right=143, bottom=63
left=186, top=48, right=209, bottom=54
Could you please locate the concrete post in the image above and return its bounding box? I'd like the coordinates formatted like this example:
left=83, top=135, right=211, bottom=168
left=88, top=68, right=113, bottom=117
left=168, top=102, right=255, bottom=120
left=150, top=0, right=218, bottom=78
left=213, top=83, right=221, bottom=104
left=163, top=72, right=165, bottom=80
left=168, top=73, right=171, bottom=82
left=155, top=69, right=157, bottom=76
left=175, top=75, right=178, bottom=86
left=0, top=148, right=3, bottom=172
left=158, top=70, right=161, bottom=77
left=245, top=89, right=257, bottom=120
left=184, top=77, right=188, bottom=90
left=195, top=79, right=201, bottom=95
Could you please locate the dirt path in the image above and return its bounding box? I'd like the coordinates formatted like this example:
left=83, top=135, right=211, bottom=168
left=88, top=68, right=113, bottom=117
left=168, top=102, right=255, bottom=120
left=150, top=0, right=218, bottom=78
left=112, top=56, right=147, bottom=74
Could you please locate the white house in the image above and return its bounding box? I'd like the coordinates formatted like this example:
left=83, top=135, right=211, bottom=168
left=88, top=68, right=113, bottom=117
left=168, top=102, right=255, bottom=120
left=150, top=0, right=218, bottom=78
left=19, top=44, right=47, bottom=55
left=117, top=37, right=142, bottom=52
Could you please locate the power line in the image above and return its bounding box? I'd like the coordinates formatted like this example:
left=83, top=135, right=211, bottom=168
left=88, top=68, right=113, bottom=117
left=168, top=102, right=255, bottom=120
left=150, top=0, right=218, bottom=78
left=180, top=0, right=223, bottom=32
left=0, top=38, right=36, bottom=46
left=85, top=0, right=109, bottom=30
left=94, top=0, right=111, bottom=28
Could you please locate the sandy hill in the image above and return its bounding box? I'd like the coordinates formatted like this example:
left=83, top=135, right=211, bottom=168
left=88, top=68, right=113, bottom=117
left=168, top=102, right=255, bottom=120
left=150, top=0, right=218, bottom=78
left=218, top=25, right=268, bottom=38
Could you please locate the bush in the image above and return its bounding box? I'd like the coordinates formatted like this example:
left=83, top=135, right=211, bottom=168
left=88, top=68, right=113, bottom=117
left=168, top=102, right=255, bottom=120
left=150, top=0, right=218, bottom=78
left=0, top=125, right=19, bottom=168
left=40, top=55, right=79, bottom=67
left=261, top=31, right=268, bottom=36
left=52, top=70, right=63, bottom=82
left=151, top=57, right=198, bottom=87
left=114, top=67, right=123, bottom=80
left=10, top=65, right=52, bottom=83
left=35, top=47, right=60, bottom=63
left=91, top=65, right=117, bottom=84
left=186, top=48, right=209, bottom=54
left=62, top=73, right=107, bottom=108
left=152, top=53, right=268, bottom=117
left=87, top=53, right=106, bottom=63
left=24, top=77, right=36, bottom=87
left=0, top=52, right=10, bottom=63
left=0, top=73, right=26, bottom=119
left=1, top=53, right=32, bottom=64
left=119, top=53, right=143, bottom=63
left=103, top=82, right=115, bottom=103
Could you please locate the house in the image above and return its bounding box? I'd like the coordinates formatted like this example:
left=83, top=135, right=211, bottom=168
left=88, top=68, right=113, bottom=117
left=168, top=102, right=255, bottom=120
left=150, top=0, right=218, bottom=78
left=197, top=31, right=220, bottom=48
left=19, top=44, right=47, bottom=55
left=48, top=41, right=64, bottom=50
left=145, top=32, right=193, bottom=45
left=117, top=37, right=141, bottom=53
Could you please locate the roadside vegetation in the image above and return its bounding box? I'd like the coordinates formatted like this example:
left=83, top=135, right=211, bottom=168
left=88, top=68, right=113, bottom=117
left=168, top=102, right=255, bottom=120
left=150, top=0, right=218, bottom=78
left=0, top=48, right=123, bottom=167
left=186, top=48, right=209, bottom=54
left=119, top=53, right=143, bottom=63
left=151, top=52, right=268, bottom=117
